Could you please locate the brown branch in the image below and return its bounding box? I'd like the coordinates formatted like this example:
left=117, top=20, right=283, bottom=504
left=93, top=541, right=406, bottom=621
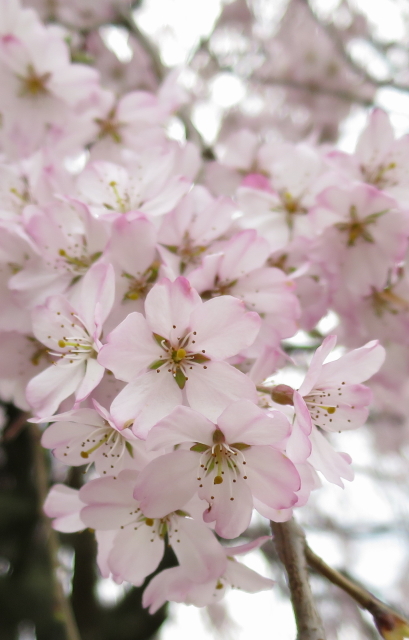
left=117, top=9, right=209, bottom=152
left=271, top=519, right=326, bottom=640
left=305, top=544, right=409, bottom=639
left=30, top=423, right=82, bottom=640
left=253, top=74, right=376, bottom=107
left=300, top=0, right=409, bottom=95
left=2, top=410, right=30, bottom=441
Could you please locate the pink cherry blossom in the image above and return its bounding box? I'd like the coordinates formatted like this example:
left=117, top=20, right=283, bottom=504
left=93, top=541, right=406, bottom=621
left=39, top=401, right=150, bottom=476
left=99, top=277, right=261, bottom=437
left=26, top=262, right=114, bottom=416
left=78, top=470, right=227, bottom=586
left=143, top=536, right=274, bottom=613
left=134, top=401, right=300, bottom=538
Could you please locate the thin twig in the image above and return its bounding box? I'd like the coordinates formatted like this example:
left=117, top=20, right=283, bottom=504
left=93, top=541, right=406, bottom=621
left=30, top=423, right=82, bottom=640
left=271, top=519, right=326, bottom=640
left=301, top=0, right=409, bottom=95
left=2, top=410, right=30, bottom=441
left=305, top=543, right=409, bottom=638
left=118, top=9, right=210, bottom=152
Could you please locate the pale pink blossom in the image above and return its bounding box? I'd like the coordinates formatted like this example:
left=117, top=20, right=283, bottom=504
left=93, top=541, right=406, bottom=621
left=40, top=402, right=150, bottom=476
left=79, top=470, right=227, bottom=586
left=143, top=536, right=274, bottom=612
left=99, top=277, right=261, bottom=437
left=76, top=150, right=191, bottom=219
left=26, top=262, right=115, bottom=417
left=295, top=335, right=385, bottom=485
left=312, top=184, right=409, bottom=297
left=134, top=401, right=300, bottom=538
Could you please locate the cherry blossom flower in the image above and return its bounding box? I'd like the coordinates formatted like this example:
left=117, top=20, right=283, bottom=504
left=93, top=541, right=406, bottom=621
left=78, top=470, right=227, bottom=587
left=312, top=183, right=409, bottom=297
left=76, top=150, right=191, bottom=219
left=294, top=335, right=385, bottom=485
left=26, top=262, right=114, bottom=417
left=134, top=401, right=300, bottom=538
left=99, top=276, right=261, bottom=437
left=143, top=536, right=274, bottom=612
left=39, top=401, right=150, bottom=476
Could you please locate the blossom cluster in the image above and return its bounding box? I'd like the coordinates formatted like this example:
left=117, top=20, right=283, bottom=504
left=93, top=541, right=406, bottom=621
left=2, top=0, right=406, bottom=613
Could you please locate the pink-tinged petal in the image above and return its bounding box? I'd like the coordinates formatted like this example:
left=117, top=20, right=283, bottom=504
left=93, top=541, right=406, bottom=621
left=186, top=361, right=257, bottom=422
left=146, top=406, right=214, bottom=451
left=311, top=384, right=372, bottom=407
left=224, top=560, right=274, bottom=593
left=78, top=263, right=115, bottom=335
left=74, top=358, right=105, bottom=404
left=308, top=426, right=353, bottom=487
left=254, top=499, right=293, bottom=523
left=110, top=215, right=157, bottom=276
left=31, top=295, right=77, bottom=351
left=43, top=485, right=85, bottom=533
left=171, top=518, right=227, bottom=582
left=319, top=341, right=385, bottom=386
left=39, top=408, right=105, bottom=426
left=219, top=230, right=271, bottom=280
left=108, top=525, right=165, bottom=586
left=143, top=567, right=190, bottom=613
left=244, top=447, right=300, bottom=509
left=134, top=451, right=197, bottom=517
left=293, top=392, right=313, bottom=435
left=41, top=421, right=95, bottom=449
left=96, top=530, right=117, bottom=578
left=141, top=176, right=191, bottom=217
left=217, top=400, right=291, bottom=446
left=81, top=504, right=138, bottom=530
left=293, top=463, right=322, bottom=507
left=80, top=471, right=138, bottom=505
left=356, top=109, right=395, bottom=166
left=313, top=404, right=369, bottom=433
left=145, top=277, right=201, bottom=340
left=187, top=253, right=224, bottom=293
left=110, top=371, right=182, bottom=439
left=190, top=296, right=261, bottom=359
left=286, top=419, right=312, bottom=465
left=42, top=421, right=96, bottom=466
left=298, top=335, right=337, bottom=396
left=98, top=313, right=161, bottom=382
left=202, top=476, right=253, bottom=539
left=26, top=361, right=85, bottom=418
left=224, top=536, right=272, bottom=556
left=287, top=395, right=312, bottom=463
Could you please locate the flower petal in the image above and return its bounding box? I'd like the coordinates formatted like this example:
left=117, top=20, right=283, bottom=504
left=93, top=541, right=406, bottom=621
left=98, top=313, right=161, bottom=382
left=134, top=450, right=198, bottom=517
left=146, top=406, right=214, bottom=451
left=190, top=295, right=261, bottom=359
left=186, top=361, right=257, bottom=422
left=217, top=400, right=291, bottom=446
left=108, top=525, right=164, bottom=586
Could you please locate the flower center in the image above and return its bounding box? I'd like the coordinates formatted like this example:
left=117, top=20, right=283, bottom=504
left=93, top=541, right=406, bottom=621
left=18, top=64, right=51, bottom=97
left=58, top=248, right=102, bottom=275
left=335, top=205, right=387, bottom=247
left=149, top=331, right=209, bottom=389
left=192, top=430, right=250, bottom=490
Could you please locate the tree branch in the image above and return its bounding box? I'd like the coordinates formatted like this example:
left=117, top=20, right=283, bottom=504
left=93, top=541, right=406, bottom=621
left=271, top=519, right=326, bottom=640
left=305, top=543, right=409, bottom=639
left=117, top=9, right=210, bottom=153
left=30, top=423, right=82, bottom=640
